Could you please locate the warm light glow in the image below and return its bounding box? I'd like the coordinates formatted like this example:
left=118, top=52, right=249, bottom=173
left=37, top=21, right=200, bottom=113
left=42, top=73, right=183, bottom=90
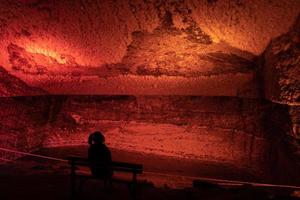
left=25, top=46, right=67, bottom=64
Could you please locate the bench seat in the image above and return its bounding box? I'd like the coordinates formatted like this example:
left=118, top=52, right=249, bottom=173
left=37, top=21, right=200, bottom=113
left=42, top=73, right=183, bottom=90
left=67, top=156, right=143, bottom=199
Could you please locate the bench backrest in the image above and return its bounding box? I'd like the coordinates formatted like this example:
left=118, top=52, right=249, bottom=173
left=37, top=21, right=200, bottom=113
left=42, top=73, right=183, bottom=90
left=67, top=156, right=143, bottom=174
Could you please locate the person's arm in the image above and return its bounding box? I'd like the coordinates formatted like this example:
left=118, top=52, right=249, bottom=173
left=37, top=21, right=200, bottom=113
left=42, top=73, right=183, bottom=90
left=88, top=146, right=93, bottom=161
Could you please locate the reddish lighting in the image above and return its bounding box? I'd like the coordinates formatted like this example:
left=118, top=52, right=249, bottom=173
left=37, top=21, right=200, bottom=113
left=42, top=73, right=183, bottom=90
left=25, top=45, right=67, bottom=64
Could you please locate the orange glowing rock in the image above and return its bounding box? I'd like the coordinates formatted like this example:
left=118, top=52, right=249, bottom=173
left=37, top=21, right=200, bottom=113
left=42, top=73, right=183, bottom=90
left=25, top=45, right=67, bottom=65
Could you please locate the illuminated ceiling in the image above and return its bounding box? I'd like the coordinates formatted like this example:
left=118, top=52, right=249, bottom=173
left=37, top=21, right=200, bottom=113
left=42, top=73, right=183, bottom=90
left=0, top=0, right=299, bottom=97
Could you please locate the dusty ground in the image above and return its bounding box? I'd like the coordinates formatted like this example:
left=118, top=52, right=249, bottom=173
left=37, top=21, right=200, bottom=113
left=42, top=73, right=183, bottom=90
left=0, top=146, right=298, bottom=200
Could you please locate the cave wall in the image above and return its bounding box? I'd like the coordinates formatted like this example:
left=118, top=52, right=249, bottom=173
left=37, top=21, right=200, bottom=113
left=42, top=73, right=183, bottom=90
left=261, top=13, right=300, bottom=179
left=0, top=0, right=299, bottom=183
left=0, top=96, right=52, bottom=160
left=0, top=95, right=277, bottom=174
left=1, top=95, right=299, bottom=182
left=263, top=15, right=300, bottom=105
left=258, top=102, right=300, bottom=184
left=49, top=96, right=274, bottom=173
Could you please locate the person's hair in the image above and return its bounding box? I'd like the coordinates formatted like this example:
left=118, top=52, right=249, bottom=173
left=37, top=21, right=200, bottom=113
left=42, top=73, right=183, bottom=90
left=88, top=131, right=105, bottom=144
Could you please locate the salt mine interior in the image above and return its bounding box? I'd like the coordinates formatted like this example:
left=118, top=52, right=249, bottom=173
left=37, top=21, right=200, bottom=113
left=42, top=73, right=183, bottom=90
left=0, top=0, right=299, bottom=200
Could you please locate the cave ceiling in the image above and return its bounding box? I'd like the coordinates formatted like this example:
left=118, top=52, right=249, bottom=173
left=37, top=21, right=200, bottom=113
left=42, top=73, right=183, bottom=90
left=0, top=0, right=299, bottom=96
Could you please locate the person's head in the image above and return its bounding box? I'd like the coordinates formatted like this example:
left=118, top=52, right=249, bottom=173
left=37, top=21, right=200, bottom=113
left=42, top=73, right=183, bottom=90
left=88, top=131, right=105, bottom=145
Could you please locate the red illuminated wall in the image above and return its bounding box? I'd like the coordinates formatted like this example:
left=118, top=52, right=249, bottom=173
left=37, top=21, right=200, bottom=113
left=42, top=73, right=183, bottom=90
left=0, top=95, right=286, bottom=174
left=0, top=0, right=299, bottom=181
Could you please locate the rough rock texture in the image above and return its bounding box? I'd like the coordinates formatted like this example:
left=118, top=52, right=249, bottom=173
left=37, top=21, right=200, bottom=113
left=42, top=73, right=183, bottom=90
left=0, top=0, right=299, bottom=95
left=0, top=95, right=299, bottom=181
left=0, top=95, right=283, bottom=174
left=263, top=15, right=300, bottom=105
left=3, top=41, right=258, bottom=96
left=0, top=96, right=52, bottom=160
left=261, top=103, right=300, bottom=183
left=261, top=13, right=300, bottom=173
left=0, top=0, right=299, bottom=183
left=0, top=65, right=46, bottom=97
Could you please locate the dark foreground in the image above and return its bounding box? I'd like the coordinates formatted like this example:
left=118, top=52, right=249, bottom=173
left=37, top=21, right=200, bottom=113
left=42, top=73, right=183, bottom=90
left=0, top=146, right=299, bottom=200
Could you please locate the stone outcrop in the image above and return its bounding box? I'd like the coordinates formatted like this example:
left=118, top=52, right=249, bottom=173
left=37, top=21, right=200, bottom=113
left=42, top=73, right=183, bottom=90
left=262, top=14, right=300, bottom=175
left=0, top=65, right=46, bottom=97
left=263, top=16, right=300, bottom=105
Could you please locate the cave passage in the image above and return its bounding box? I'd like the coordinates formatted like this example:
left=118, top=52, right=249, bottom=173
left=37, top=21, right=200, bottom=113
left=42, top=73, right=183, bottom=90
left=0, top=0, right=299, bottom=199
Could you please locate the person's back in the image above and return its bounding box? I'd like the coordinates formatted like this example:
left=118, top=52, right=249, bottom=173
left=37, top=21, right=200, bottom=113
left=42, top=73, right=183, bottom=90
left=88, top=131, right=113, bottom=179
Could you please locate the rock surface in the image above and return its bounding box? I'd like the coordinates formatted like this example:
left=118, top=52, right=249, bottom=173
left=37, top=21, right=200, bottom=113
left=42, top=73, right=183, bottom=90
left=0, top=0, right=299, bottom=184
left=0, top=95, right=281, bottom=173
left=0, top=0, right=299, bottom=95
left=263, top=16, right=300, bottom=105
left=0, top=65, right=46, bottom=97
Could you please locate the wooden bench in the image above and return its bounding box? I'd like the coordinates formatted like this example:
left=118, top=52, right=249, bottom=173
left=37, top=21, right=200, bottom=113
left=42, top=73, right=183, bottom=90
left=68, top=156, right=143, bottom=199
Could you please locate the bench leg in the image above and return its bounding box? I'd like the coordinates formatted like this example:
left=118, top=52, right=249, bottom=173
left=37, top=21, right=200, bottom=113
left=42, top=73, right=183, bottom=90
left=70, top=164, right=76, bottom=200
left=130, top=173, right=137, bottom=200
left=78, top=177, right=89, bottom=192
left=71, top=178, right=76, bottom=199
left=103, top=177, right=113, bottom=194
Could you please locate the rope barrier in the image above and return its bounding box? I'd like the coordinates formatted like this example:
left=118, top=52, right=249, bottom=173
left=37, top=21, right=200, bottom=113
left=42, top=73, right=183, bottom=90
left=0, top=147, right=67, bottom=162
left=0, top=147, right=300, bottom=190
left=0, top=157, right=14, bottom=162
left=145, top=171, right=300, bottom=189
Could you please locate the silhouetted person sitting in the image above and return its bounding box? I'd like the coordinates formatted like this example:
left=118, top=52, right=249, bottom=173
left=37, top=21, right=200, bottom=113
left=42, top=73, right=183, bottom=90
left=88, top=131, right=113, bottom=189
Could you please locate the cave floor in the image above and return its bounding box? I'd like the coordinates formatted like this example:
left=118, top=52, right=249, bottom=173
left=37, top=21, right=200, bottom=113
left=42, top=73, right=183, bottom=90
left=0, top=146, right=297, bottom=200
